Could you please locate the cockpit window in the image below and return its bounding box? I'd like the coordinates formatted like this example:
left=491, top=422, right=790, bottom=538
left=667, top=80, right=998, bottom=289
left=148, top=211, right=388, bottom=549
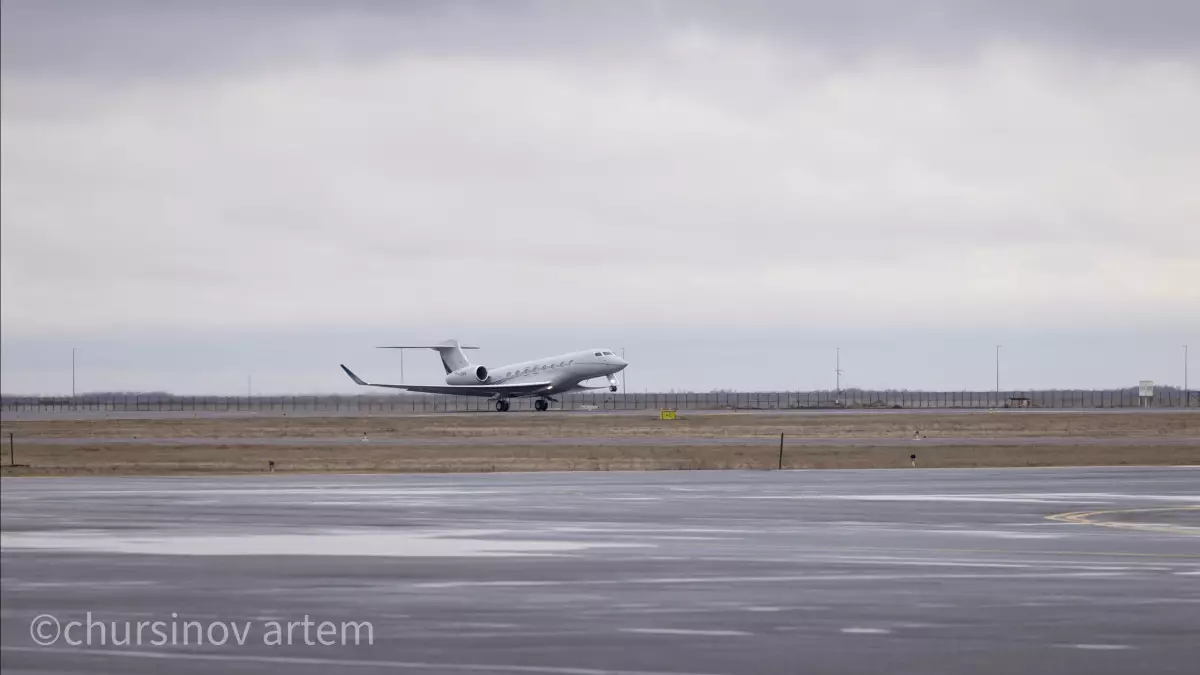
left=594, top=352, right=603, bottom=356
left=602, top=351, right=614, bottom=356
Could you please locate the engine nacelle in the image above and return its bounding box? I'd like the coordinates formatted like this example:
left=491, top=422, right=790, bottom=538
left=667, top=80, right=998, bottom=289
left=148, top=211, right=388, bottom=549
left=446, top=365, right=489, bottom=385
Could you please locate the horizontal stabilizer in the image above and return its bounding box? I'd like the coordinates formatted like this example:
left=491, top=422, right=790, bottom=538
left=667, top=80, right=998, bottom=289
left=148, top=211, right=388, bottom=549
left=377, top=339, right=479, bottom=350
left=376, top=339, right=478, bottom=374
left=377, top=345, right=480, bottom=350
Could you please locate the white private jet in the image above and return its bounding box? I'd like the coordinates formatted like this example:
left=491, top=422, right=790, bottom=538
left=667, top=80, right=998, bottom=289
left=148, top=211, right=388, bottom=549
left=340, top=340, right=628, bottom=411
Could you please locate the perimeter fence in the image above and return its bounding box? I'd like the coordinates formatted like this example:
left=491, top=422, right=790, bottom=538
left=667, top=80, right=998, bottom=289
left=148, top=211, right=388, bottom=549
left=2, top=388, right=1195, bottom=413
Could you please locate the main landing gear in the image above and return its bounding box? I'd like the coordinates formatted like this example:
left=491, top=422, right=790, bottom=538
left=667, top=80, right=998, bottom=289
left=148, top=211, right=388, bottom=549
left=498, top=398, right=552, bottom=412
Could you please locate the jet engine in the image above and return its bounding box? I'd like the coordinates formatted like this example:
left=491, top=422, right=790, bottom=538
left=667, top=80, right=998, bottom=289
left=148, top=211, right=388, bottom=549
left=446, top=365, right=490, bottom=385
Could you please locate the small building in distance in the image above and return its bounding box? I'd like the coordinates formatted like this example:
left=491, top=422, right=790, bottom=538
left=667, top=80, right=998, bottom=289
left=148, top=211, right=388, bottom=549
left=1005, top=395, right=1032, bottom=408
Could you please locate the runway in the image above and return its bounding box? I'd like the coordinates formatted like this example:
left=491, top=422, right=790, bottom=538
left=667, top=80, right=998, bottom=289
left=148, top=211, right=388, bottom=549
left=2, top=468, right=1198, bottom=674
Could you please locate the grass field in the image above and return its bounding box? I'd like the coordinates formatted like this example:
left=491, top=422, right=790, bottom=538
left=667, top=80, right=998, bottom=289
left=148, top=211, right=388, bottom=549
left=1, top=411, right=1197, bottom=475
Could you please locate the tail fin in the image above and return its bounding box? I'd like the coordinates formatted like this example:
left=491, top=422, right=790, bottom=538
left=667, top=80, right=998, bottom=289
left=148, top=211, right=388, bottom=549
left=377, top=340, right=478, bottom=374
left=432, top=341, right=472, bottom=373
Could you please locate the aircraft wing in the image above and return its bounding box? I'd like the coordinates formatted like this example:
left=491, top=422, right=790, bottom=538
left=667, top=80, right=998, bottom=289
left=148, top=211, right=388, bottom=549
left=340, top=365, right=554, bottom=397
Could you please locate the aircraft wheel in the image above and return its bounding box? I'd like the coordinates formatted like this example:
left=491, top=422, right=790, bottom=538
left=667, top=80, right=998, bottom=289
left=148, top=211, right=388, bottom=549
left=534, top=399, right=548, bottom=411
left=495, top=400, right=508, bottom=412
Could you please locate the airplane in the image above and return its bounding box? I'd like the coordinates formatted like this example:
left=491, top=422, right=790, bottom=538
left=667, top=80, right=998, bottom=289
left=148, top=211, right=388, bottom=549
left=339, top=340, right=628, bottom=411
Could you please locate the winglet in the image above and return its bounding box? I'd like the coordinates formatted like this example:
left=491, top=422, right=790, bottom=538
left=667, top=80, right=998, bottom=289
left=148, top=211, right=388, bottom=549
left=340, top=364, right=369, bottom=386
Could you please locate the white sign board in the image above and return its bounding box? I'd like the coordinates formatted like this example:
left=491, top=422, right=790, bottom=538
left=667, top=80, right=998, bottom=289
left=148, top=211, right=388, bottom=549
left=1139, top=380, right=1155, bottom=397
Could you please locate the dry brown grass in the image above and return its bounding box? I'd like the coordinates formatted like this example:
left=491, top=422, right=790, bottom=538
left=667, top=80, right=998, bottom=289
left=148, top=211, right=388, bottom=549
left=1, top=411, right=1196, bottom=476
left=4, top=410, right=1197, bottom=440
left=0, top=442, right=1195, bottom=476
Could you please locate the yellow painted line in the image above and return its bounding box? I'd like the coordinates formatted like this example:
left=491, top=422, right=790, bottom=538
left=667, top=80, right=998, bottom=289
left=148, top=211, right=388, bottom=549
left=893, top=546, right=1200, bottom=559
left=1046, top=506, right=1200, bottom=536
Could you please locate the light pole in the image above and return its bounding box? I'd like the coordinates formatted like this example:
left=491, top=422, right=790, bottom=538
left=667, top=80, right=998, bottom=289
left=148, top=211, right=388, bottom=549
left=621, top=347, right=626, bottom=395
left=1185, top=345, right=1189, bottom=405
left=995, top=344, right=1002, bottom=404
left=835, top=347, right=843, bottom=401
left=71, top=348, right=76, bottom=407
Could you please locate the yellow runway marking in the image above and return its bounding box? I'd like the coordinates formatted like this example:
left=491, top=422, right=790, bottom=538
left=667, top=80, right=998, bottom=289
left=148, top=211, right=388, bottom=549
left=884, top=546, right=1200, bottom=559
left=1046, top=506, right=1200, bottom=536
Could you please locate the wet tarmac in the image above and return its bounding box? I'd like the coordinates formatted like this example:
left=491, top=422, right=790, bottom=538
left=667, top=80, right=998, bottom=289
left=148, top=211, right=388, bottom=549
left=2, top=468, right=1198, bottom=674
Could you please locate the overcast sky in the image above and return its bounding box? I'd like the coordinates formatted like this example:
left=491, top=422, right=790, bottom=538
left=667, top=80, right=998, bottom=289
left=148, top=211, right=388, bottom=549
left=2, top=0, right=1197, bottom=395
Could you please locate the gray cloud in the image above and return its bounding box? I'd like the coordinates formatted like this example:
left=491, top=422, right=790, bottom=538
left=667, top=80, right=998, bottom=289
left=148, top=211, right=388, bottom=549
left=2, top=0, right=1198, bottom=393
left=4, top=0, right=1199, bottom=81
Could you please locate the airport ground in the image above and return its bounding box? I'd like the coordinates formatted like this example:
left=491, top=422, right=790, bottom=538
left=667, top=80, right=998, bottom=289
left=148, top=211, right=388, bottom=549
left=0, top=409, right=1197, bottom=475
left=2, top=468, right=1198, bottom=674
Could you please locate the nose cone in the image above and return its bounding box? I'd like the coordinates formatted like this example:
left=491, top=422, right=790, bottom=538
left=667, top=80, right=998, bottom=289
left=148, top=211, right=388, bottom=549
left=614, top=356, right=628, bottom=370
